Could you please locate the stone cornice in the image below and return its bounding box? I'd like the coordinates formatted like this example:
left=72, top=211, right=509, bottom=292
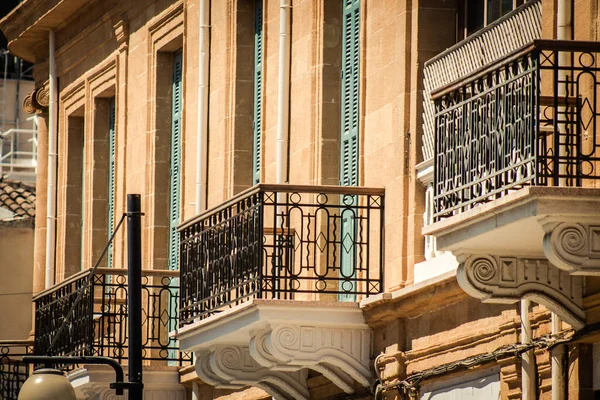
left=360, top=271, right=467, bottom=326
left=0, top=0, right=89, bottom=62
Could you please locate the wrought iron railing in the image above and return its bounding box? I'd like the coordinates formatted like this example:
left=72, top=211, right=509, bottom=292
left=0, top=341, right=33, bottom=399
left=33, top=268, right=191, bottom=366
left=433, top=40, right=600, bottom=221
left=422, top=0, right=541, bottom=161
left=178, top=184, right=384, bottom=325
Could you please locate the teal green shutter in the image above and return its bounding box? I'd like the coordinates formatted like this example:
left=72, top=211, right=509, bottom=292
left=168, top=51, right=183, bottom=271
left=340, top=0, right=360, bottom=186
left=339, top=0, right=360, bottom=301
left=252, top=0, right=263, bottom=184
left=107, top=97, right=116, bottom=268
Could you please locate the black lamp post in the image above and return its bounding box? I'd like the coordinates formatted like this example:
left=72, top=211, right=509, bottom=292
left=18, top=194, right=145, bottom=399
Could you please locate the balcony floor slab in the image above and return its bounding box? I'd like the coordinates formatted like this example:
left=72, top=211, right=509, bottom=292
left=423, top=187, right=600, bottom=258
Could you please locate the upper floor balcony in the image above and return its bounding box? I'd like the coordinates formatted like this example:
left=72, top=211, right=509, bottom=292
left=421, top=0, right=600, bottom=329
left=32, top=267, right=191, bottom=396
left=174, top=184, right=384, bottom=398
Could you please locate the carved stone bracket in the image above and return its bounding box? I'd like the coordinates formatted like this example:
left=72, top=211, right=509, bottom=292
left=249, top=323, right=372, bottom=394
left=543, top=222, right=600, bottom=275
left=457, top=255, right=585, bottom=329
left=195, top=345, right=310, bottom=400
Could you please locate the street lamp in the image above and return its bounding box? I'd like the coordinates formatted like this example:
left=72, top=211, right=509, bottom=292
left=17, top=194, right=144, bottom=399
left=18, top=368, right=76, bottom=400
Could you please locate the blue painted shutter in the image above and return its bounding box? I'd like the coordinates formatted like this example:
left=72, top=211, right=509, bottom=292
left=107, top=97, right=116, bottom=268
left=168, top=51, right=183, bottom=271
left=339, top=0, right=360, bottom=301
left=252, top=0, right=263, bottom=184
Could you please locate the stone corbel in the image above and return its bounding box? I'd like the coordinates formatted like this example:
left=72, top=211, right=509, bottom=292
left=543, top=222, right=600, bottom=275
left=250, top=323, right=373, bottom=394
left=457, top=255, right=585, bottom=329
left=195, top=346, right=309, bottom=400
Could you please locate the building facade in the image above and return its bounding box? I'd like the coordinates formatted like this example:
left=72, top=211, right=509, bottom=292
left=1, top=0, right=600, bottom=399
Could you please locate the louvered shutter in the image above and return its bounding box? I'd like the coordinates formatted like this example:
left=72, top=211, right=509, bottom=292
left=107, top=97, right=116, bottom=268
left=168, top=51, right=183, bottom=271
left=252, top=0, right=263, bottom=184
left=339, top=0, right=360, bottom=301
left=340, top=0, right=360, bottom=187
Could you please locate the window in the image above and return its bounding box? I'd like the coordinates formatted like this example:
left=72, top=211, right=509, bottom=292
left=252, top=0, right=263, bottom=184
left=339, top=0, right=360, bottom=301
left=168, top=50, right=183, bottom=271
left=459, top=0, right=525, bottom=39
left=107, top=97, right=116, bottom=268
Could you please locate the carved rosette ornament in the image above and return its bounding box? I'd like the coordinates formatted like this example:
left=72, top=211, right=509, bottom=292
left=543, top=222, right=600, bottom=275
left=195, top=345, right=309, bottom=400
left=457, top=255, right=585, bottom=329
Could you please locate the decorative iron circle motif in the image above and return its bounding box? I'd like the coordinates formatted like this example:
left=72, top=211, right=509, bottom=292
left=471, top=258, right=496, bottom=282
left=315, top=279, right=326, bottom=291
left=558, top=225, right=586, bottom=254
left=579, top=52, right=595, bottom=69
left=316, top=193, right=328, bottom=205
left=290, top=279, right=300, bottom=290
left=290, top=192, right=301, bottom=204
left=342, top=194, right=354, bottom=206
left=342, top=280, right=354, bottom=292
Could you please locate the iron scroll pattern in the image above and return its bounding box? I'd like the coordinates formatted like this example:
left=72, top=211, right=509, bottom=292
left=433, top=44, right=600, bottom=221
left=33, top=270, right=192, bottom=366
left=178, top=187, right=384, bottom=326
left=0, top=342, right=33, bottom=399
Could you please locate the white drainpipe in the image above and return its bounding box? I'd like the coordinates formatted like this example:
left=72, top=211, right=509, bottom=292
left=521, top=299, right=535, bottom=400
left=551, top=2, right=571, bottom=399
left=276, top=0, right=291, bottom=184
left=45, top=30, right=57, bottom=289
left=195, top=0, right=210, bottom=213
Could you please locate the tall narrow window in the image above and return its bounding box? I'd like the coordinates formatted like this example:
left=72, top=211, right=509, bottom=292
left=339, top=0, right=360, bottom=301
left=340, top=0, right=360, bottom=188
left=252, top=0, right=263, bottom=184
left=107, top=97, right=116, bottom=268
left=168, top=50, right=183, bottom=271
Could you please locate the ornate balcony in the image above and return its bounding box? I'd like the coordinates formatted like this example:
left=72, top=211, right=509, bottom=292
left=174, top=185, right=384, bottom=398
left=0, top=340, right=33, bottom=400
left=422, top=39, right=600, bottom=330
left=432, top=40, right=600, bottom=221
left=33, top=268, right=191, bottom=366
left=178, top=184, right=385, bottom=325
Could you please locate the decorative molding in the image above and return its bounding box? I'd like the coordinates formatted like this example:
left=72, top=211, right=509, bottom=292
left=457, top=255, right=585, bottom=329
left=543, top=222, right=600, bottom=275
left=113, top=19, right=129, bottom=45
left=195, top=346, right=310, bottom=400
left=250, top=323, right=372, bottom=394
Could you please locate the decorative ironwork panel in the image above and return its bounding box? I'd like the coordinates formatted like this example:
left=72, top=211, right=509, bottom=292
left=179, top=185, right=384, bottom=326
left=422, top=0, right=542, bottom=161
left=0, top=342, right=33, bottom=400
left=433, top=41, right=600, bottom=221
left=33, top=270, right=191, bottom=366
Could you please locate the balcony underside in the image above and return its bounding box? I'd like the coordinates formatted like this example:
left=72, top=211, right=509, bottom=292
left=424, top=186, right=600, bottom=329
left=173, top=300, right=373, bottom=399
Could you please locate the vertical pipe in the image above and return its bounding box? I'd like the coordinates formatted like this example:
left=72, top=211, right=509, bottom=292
left=45, top=30, right=57, bottom=289
left=551, top=314, right=565, bottom=400
left=521, top=299, right=535, bottom=400
left=196, top=0, right=210, bottom=214
left=553, top=2, right=571, bottom=396
left=276, top=0, right=291, bottom=184
left=127, top=194, right=143, bottom=399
